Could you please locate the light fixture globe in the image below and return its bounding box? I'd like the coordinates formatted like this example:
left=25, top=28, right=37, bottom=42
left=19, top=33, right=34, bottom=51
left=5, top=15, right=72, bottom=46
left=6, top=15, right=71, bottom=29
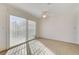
left=41, top=10, right=48, bottom=19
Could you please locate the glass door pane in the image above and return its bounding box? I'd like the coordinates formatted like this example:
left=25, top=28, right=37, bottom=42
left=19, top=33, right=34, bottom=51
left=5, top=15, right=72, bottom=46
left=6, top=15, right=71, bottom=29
left=10, top=15, right=27, bottom=47
left=28, top=20, right=36, bottom=40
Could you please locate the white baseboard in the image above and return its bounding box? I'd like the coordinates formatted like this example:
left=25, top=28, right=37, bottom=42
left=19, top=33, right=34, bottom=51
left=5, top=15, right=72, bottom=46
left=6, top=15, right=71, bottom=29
left=37, top=37, right=79, bottom=45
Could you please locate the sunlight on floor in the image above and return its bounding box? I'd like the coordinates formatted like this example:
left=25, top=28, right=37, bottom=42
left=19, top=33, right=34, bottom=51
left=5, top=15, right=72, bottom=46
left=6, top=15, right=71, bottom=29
left=6, top=40, right=54, bottom=55
left=29, top=40, right=54, bottom=55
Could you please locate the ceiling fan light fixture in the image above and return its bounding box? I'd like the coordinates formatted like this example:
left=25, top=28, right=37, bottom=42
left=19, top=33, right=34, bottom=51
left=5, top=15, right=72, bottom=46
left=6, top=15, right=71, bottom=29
left=42, top=14, right=47, bottom=18
left=41, top=10, right=48, bottom=19
left=41, top=3, right=51, bottom=19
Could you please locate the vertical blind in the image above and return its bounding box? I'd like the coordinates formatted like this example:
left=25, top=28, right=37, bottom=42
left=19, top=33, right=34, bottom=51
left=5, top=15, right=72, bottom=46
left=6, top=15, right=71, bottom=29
left=10, top=15, right=36, bottom=47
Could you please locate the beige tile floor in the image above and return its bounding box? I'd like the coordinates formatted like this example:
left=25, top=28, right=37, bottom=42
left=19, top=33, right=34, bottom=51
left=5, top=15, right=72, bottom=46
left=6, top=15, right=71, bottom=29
left=38, top=38, right=79, bottom=55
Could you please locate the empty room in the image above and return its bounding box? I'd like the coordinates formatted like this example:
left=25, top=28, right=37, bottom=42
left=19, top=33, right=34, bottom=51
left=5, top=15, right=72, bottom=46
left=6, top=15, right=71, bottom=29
left=0, top=3, right=79, bottom=55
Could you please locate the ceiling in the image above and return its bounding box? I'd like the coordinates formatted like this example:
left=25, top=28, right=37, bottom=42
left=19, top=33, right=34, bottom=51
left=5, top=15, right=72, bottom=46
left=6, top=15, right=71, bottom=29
left=7, top=3, right=79, bottom=19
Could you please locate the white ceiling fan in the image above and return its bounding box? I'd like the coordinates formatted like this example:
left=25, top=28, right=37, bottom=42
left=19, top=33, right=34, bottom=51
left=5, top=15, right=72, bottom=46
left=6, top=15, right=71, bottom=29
left=41, top=3, right=51, bottom=19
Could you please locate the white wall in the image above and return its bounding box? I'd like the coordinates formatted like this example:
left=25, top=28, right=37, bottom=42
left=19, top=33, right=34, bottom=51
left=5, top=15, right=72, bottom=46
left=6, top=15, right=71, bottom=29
left=39, top=4, right=79, bottom=44
left=76, top=12, right=79, bottom=44
left=0, top=4, right=9, bottom=50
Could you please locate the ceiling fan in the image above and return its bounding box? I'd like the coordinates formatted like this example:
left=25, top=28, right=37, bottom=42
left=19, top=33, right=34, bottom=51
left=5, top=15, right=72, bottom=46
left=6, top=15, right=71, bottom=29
left=41, top=3, right=51, bottom=19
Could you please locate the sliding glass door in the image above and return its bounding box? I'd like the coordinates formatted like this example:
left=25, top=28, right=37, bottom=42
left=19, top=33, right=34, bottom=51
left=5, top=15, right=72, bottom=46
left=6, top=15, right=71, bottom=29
left=10, top=15, right=27, bottom=47
left=28, top=20, right=36, bottom=40
left=10, top=15, right=36, bottom=47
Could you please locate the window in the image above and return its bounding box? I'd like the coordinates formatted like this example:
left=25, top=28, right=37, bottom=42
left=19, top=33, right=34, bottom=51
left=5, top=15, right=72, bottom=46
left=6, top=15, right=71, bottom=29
left=10, top=15, right=36, bottom=47
left=10, top=15, right=27, bottom=47
left=28, top=20, right=36, bottom=40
